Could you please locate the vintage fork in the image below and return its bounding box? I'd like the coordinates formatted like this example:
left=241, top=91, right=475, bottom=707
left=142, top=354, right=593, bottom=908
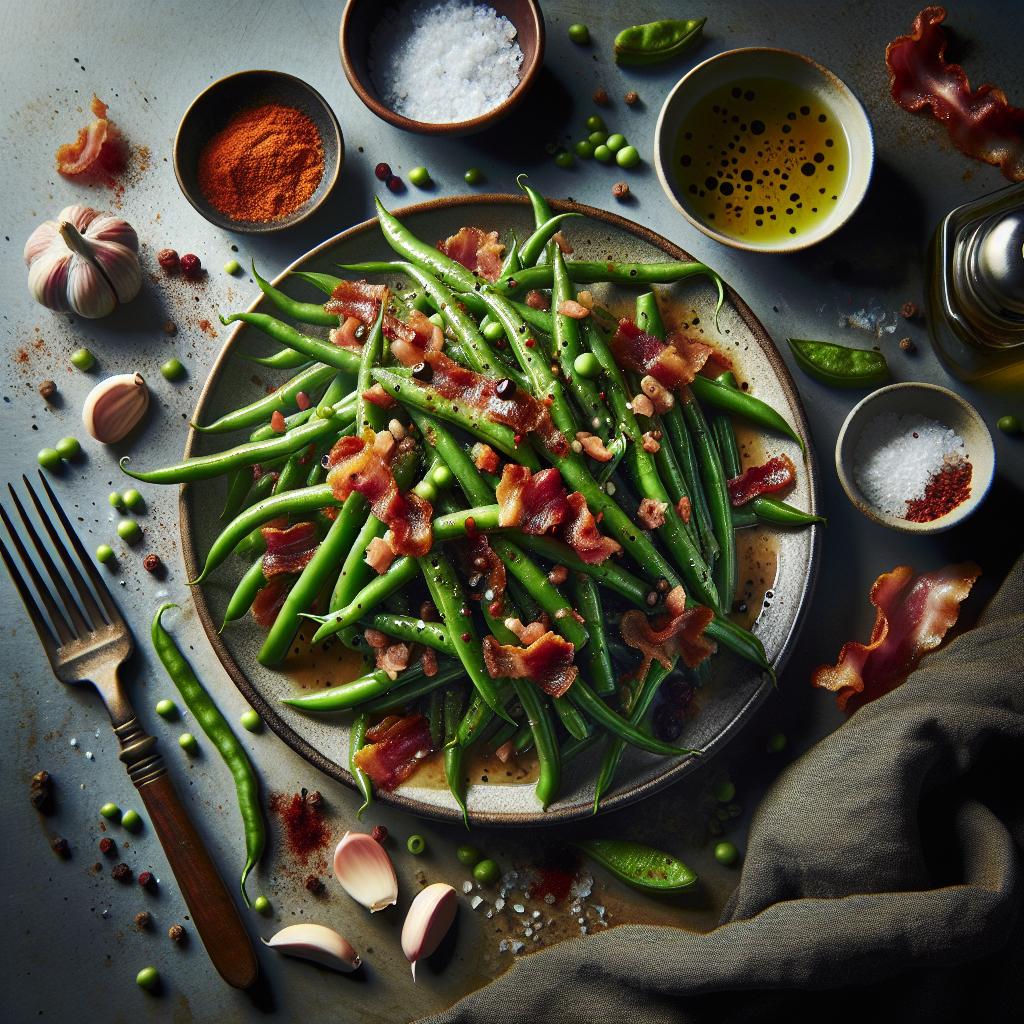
left=0, top=473, right=258, bottom=990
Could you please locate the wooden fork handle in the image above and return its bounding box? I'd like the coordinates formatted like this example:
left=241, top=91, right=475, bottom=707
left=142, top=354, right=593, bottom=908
left=114, top=719, right=259, bottom=989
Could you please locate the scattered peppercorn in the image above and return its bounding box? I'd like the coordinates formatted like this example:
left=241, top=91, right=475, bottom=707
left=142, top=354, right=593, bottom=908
left=135, top=911, right=153, bottom=930
left=142, top=553, right=162, bottom=574
left=592, top=87, right=609, bottom=106
left=29, top=770, right=54, bottom=813
left=624, top=90, right=640, bottom=105
left=163, top=320, right=177, bottom=336
left=51, top=836, right=71, bottom=859
left=899, top=337, right=916, bottom=353
left=612, top=181, right=630, bottom=199
left=99, top=837, right=116, bottom=856
left=38, top=379, right=57, bottom=402
left=371, top=824, right=388, bottom=844
left=495, top=377, right=516, bottom=398
left=304, top=874, right=325, bottom=895
left=138, top=871, right=156, bottom=891
left=547, top=564, right=569, bottom=585
left=111, top=862, right=133, bottom=882
left=180, top=253, right=202, bottom=277
left=157, top=248, right=179, bottom=271
left=374, top=162, right=392, bottom=181
left=899, top=301, right=920, bottom=319
left=304, top=789, right=324, bottom=812
left=386, top=175, right=403, bottom=194
left=411, top=361, right=434, bottom=382
left=168, top=923, right=186, bottom=943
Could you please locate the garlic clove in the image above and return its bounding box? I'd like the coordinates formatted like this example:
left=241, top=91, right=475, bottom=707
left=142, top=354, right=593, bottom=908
left=333, top=831, right=398, bottom=912
left=82, top=372, right=150, bottom=444
left=263, top=923, right=362, bottom=973
left=28, top=248, right=72, bottom=312
left=23, top=219, right=60, bottom=266
left=67, top=253, right=118, bottom=319
left=87, top=214, right=139, bottom=252
left=58, top=204, right=101, bottom=233
left=401, top=882, right=457, bottom=981
left=91, top=239, right=142, bottom=304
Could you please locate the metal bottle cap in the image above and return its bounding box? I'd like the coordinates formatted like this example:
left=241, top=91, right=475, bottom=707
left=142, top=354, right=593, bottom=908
left=969, top=209, right=1024, bottom=318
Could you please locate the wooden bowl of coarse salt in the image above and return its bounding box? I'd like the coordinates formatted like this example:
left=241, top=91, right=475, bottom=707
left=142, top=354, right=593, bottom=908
left=340, top=0, right=544, bottom=136
left=835, top=383, right=995, bottom=534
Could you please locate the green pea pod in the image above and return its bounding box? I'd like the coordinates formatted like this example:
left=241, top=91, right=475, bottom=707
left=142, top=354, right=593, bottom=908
left=151, top=604, right=265, bottom=906
left=787, top=337, right=889, bottom=388
left=576, top=838, right=697, bottom=892
left=614, top=17, right=706, bottom=66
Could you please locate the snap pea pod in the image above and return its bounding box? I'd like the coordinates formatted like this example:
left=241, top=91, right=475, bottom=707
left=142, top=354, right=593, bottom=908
left=787, top=337, right=889, bottom=388
left=614, top=17, right=706, bottom=66
left=512, top=679, right=561, bottom=809
left=362, top=613, right=456, bottom=655
left=660, top=403, right=719, bottom=562
left=690, top=375, right=804, bottom=452
left=444, top=686, right=469, bottom=827
left=220, top=312, right=360, bottom=375
left=571, top=572, right=617, bottom=697
left=194, top=363, right=336, bottom=434
left=221, top=555, right=267, bottom=630
left=350, top=713, right=373, bottom=819
left=361, top=663, right=464, bottom=712
left=252, top=263, right=339, bottom=327
left=576, top=838, right=697, bottom=892
left=221, top=468, right=252, bottom=521
left=515, top=212, right=581, bottom=270
left=151, top=604, right=265, bottom=906
left=309, top=557, right=419, bottom=643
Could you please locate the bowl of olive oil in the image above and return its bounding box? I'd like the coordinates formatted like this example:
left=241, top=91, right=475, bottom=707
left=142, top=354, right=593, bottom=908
left=654, top=48, right=873, bottom=253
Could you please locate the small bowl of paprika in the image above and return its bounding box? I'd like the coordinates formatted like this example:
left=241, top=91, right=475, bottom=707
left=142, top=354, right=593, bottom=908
left=174, top=70, right=343, bottom=233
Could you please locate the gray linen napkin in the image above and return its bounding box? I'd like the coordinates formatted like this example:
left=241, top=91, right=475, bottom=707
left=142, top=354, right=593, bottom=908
left=424, top=554, right=1024, bottom=1023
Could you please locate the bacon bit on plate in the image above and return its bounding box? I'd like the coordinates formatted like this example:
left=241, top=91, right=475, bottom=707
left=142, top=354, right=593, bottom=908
left=620, top=585, right=716, bottom=677
left=251, top=577, right=292, bottom=628
left=437, top=226, right=506, bottom=282
left=525, top=289, right=550, bottom=311
left=330, top=316, right=366, bottom=351
left=354, top=714, right=434, bottom=791
left=376, top=642, right=411, bottom=680
left=482, top=631, right=578, bottom=698
left=362, top=383, right=396, bottom=409
left=504, top=617, right=549, bottom=646
left=365, top=536, right=396, bottom=575
left=324, top=279, right=388, bottom=325
left=727, top=453, right=797, bottom=507
left=326, top=431, right=432, bottom=556
left=562, top=492, right=622, bottom=564
left=612, top=319, right=718, bottom=391
left=55, top=95, right=126, bottom=182
left=637, top=498, right=668, bottom=530
left=472, top=442, right=500, bottom=474
left=495, top=465, right=568, bottom=533
left=383, top=309, right=444, bottom=366
left=886, top=7, right=1024, bottom=182
left=676, top=496, right=692, bottom=524
left=575, top=432, right=614, bottom=462
left=811, top=562, right=980, bottom=712
left=261, top=521, right=319, bottom=578
left=639, top=375, right=675, bottom=414
left=552, top=231, right=573, bottom=255
left=556, top=299, right=590, bottom=319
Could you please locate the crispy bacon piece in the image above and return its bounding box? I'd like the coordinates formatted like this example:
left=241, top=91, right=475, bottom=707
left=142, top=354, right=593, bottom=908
left=504, top=618, right=549, bottom=646
left=472, top=442, right=500, bottom=474
left=495, top=740, right=516, bottom=763
left=376, top=642, right=411, bottom=680
left=727, top=454, right=797, bottom=507
left=482, top=631, right=578, bottom=698
left=438, top=226, right=505, bottom=282
left=460, top=534, right=507, bottom=612
left=676, top=496, right=692, bottom=524
left=420, top=647, right=438, bottom=678
left=495, top=465, right=568, bottom=534
left=576, top=432, right=614, bottom=462
left=562, top=492, right=622, bottom=564
left=552, top=231, right=573, bottom=255
left=56, top=95, right=126, bottom=180
left=383, top=309, right=444, bottom=366
left=354, top=713, right=434, bottom=791
left=362, top=383, right=396, bottom=410
left=365, top=536, right=396, bottom=575
left=556, top=299, right=590, bottom=319
left=326, top=431, right=432, bottom=556
left=261, top=521, right=319, bottom=578
left=638, top=498, right=668, bottom=530
left=886, top=7, right=1024, bottom=182
left=330, top=316, right=365, bottom=351
left=639, top=375, right=675, bottom=414
left=525, top=290, right=550, bottom=311
left=251, top=577, right=292, bottom=628
left=620, top=586, right=715, bottom=677
left=324, top=279, right=388, bottom=325
left=812, top=563, right=980, bottom=712
left=611, top=319, right=715, bottom=391
left=641, top=431, right=661, bottom=453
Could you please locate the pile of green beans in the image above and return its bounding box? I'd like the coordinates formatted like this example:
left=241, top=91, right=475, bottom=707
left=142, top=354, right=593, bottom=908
left=128, top=181, right=819, bottom=820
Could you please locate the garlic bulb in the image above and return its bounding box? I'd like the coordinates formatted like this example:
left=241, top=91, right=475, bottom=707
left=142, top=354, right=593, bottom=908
left=82, top=373, right=150, bottom=443
left=24, top=205, right=140, bottom=318
left=333, top=831, right=398, bottom=912
left=402, top=883, right=457, bottom=980
left=263, top=924, right=362, bottom=973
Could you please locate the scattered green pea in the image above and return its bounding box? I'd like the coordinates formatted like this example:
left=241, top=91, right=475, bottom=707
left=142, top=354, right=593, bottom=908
left=253, top=895, right=272, bottom=915
left=568, top=23, right=590, bottom=45
left=464, top=167, right=483, bottom=186
left=96, top=543, right=115, bottom=564
left=161, top=357, right=185, bottom=382
left=615, top=145, right=640, bottom=169
left=593, top=144, right=613, bottom=164
left=240, top=709, right=262, bottom=733
left=55, top=436, right=81, bottom=460
left=413, top=479, right=437, bottom=502
left=766, top=732, right=787, bottom=753
left=430, top=464, right=453, bottom=489
left=585, top=114, right=605, bottom=132
left=136, top=966, right=160, bottom=992
left=714, top=840, right=740, bottom=866
left=482, top=321, right=505, bottom=342
left=100, top=802, right=121, bottom=822
left=117, top=519, right=142, bottom=543
left=155, top=698, right=178, bottom=720
left=713, top=779, right=736, bottom=803
left=70, top=347, right=96, bottom=371
left=456, top=844, right=481, bottom=867
left=408, top=166, right=431, bottom=188
left=997, top=414, right=1021, bottom=436
left=554, top=151, right=575, bottom=169
left=606, top=133, right=627, bottom=153
left=574, top=140, right=594, bottom=159
left=108, top=491, right=123, bottom=509
left=178, top=732, right=198, bottom=753
left=223, top=258, right=241, bottom=275
left=122, top=488, right=144, bottom=511
left=573, top=352, right=601, bottom=379
left=472, top=858, right=500, bottom=885
left=407, top=834, right=426, bottom=855
left=121, top=809, right=142, bottom=832
left=37, top=448, right=62, bottom=471
left=588, top=130, right=608, bottom=146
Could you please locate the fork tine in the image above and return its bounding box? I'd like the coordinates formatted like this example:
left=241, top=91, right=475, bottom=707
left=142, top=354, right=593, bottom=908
left=8, top=484, right=96, bottom=635
left=0, top=501, right=74, bottom=646
left=35, top=473, right=126, bottom=629
left=0, top=530, right=60, bottom=656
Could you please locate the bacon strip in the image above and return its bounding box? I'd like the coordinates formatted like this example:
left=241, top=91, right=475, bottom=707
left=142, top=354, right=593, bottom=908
left=637, top=498, right=668, bottom=530
left=354, top=713, right=434, bottom=791
left=562, top=492, right=622, bottom=564
left=261, top=521, right=319, bottom=578
left=812, top=563, right=980, bottom=712
left=330, top=316, right=365, bottom=351
left=482, top=631, right=578, bottom=698
left=886, top=7, right=1024, bottom=182
left=727, top=454, right=796, bottom=507
left=326, top=431, right=432, bottom=557
left=611, top=319, right=715, bottom=390
left=365, top=536, right=396, bottom=575
left=324, top=279, right=388, bottom=325
left=459, top=534, right=507, bottom=614
left=56, top=95, right=125, bottom=179
left=438, top=226, right=506, bottom=282
left=251, top=577, right=292, bottom=628
left=383, top=309, right=444, bottom=367
left=620, top=586, right=716, bottom=677
left=495, top=465, right=568, bottom=534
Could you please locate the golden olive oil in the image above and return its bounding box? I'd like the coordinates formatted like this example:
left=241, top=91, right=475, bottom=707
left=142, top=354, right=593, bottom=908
left=674, top=78, right=850, bottom=244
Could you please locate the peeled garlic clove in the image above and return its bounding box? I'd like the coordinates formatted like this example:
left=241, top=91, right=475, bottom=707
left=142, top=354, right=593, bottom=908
left=333, top=831, right=398, bottom=912
left=402, top=882, right=457, bottom=980
left=263, top=923, right=361, bottom=973
left=83, top=372, right=150, bottom=444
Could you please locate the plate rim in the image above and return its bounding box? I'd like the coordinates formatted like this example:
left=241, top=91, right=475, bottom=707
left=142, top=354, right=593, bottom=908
left=179, top=193, right=821, bottom=826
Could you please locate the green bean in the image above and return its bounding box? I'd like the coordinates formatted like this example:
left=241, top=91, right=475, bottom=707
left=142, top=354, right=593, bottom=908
left=356, top=306, right=386, bottom=433
left=152, top=604, right=265, bottom=906
left=444, top=686, right=469, bottom=827
left=512, top=679, right=560, bottom=809
left=499, top=543, right=588, bottom=649
left=361, top=663, right=463, bottom=711
left=732, top=508, right=759, bottom=530
left=244, top=347, right=311, bottom=370
left=690, top=375, right=804, bottom=453
left=221, top=555, right=267, bottom=630
left=221, top=469, right=252, bottom=521
left=309, top=557, right=418, bottom=643
left=283, top=666, right=405, bottom=711
left=362, top=613, right=455, bottom=654
left=661, top=404, right=718, bottom=561
left=571, top=573, right=617, bottom=697
left=220, top=312, right=360, bottom=375
left=748, top=497, right=826, bottom=527
left=273, top=447, right=315, bottom=495
left=517, top=175, right=555, bottom=264
left=329, top=505, right=379, bottom=611
left=427, top=689, right=445, bottom=749
left=552, top=695, right=590, bottom=741
left=252, top=263, right=339, bottom=326
left=512, top=720, right=535, bottom=755
left=350, top=713, right=373, bottom=818
left=516, top=212, right=582, bottom=269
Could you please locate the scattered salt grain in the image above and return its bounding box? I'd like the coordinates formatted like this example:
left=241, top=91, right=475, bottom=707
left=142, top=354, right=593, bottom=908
left=470, top=895, right=484, bottom=910
left=85, top=751, right=94, bottom=760
left=511, top=940, right=524, bottom=954
left=462, top=880, right=474, bottom=894
left=69, top=738, right=78, bottom=747
left=512, top=902, right=525, bottom=914
left=369, top=1, right=524, bottom=124
left=524, top=927, right=533, bottom=937
left=494, top=897, right=505, bottom=911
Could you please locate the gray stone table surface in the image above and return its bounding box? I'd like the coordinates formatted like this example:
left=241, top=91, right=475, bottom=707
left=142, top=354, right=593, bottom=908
left=1, top=1, right=1021, bottom=1022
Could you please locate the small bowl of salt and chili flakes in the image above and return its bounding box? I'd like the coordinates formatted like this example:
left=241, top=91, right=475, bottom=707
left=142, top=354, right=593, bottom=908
left=173, top=70, right=343, bottom=233
left=835, top=383, right=995, bottom=534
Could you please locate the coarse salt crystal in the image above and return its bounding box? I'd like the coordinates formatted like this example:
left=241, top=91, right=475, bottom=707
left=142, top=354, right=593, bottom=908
left=470, top=895, right=484, bottom=910
left=512, top=902, right=525, bottom=913
left=494, top=898, right=505, bottom=911
left=462, top=880, right=474, bottom=894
